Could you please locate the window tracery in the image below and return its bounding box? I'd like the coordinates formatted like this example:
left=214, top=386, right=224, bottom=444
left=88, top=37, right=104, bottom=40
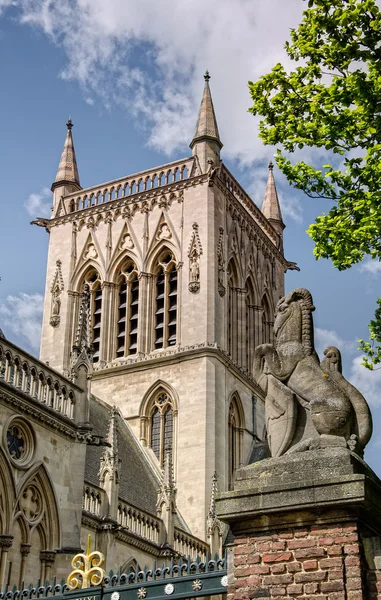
left=148, top=391, right=174, bottom=465
left=154, top=251, right=177, bottom=350
left=115, top=260, right=139, bottom=358
left=228, top=395, right=244, bottom=489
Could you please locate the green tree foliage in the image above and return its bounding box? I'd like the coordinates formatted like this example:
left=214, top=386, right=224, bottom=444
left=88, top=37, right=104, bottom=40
left=249, top=0, right=381, bottom=369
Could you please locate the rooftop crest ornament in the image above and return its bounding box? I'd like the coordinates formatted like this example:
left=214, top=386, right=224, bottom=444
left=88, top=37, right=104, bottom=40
left=67, top=534, right=106, bottom=589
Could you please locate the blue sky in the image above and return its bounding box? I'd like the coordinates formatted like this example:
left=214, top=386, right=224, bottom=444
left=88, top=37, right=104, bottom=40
left=1, top=0, right=381, bottom=473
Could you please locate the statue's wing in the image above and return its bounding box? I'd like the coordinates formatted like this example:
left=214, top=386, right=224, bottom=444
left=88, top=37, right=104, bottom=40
left=266, top=375, right=297, bottom=457
left=327, top=370, right=372, bottom=453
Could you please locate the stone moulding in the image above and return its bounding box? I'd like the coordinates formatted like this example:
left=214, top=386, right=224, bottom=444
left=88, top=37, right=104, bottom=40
left=92, top=342, right=264, bottom=398
left=216, top=447, right=381, bottom=533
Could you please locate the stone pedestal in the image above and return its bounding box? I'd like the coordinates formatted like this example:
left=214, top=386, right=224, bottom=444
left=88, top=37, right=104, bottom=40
left=216, top=448, right=381, bottom=600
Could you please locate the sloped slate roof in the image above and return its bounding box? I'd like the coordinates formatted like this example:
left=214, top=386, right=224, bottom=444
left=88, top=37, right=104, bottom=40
left=85, top=396, right=160, bottom=514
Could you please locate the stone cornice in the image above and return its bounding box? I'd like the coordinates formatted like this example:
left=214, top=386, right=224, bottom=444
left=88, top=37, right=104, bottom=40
left=0, top=383, right=79, bottom=440
left=92, top=343, right=264, bottom=398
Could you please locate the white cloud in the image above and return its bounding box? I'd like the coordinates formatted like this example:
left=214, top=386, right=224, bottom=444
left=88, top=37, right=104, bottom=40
left=314, top=327, right=355, bottom=361
left=1, top=0, right=305, bottom=163
left=0, top=293, right=44, bottom=353
left=350, top=355, right=381, bottom=407
left=359, top=258, right=381, bottom=275
left=24, top=187, right=51, bottom=217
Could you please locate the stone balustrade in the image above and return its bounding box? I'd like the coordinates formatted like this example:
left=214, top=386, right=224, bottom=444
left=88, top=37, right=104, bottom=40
left=82, top=484, right=104, bottom=517
left=64, top=158, right=192, bottom=213
left=0, top=337, right=78, bottom=420
left=173, top=527, right=209, bottom=560
left=117, top=500, right=161, bottom=544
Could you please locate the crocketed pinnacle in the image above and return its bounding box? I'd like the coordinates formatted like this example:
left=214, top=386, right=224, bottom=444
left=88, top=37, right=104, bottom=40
left=190, top=71, right=223, bottom=150
left=261, top=161, right=284, bottom=226
left=52, top=119, right=81, bottom=191
left=73, top=284, right=91, bottom=352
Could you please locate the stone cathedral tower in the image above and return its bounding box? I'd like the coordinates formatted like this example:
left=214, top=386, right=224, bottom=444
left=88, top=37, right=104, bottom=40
left=39, top=73, right=288, bottom=544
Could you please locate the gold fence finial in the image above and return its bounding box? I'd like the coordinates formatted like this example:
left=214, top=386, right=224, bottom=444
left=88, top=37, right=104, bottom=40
left=67, top=534, right=106, bottom=590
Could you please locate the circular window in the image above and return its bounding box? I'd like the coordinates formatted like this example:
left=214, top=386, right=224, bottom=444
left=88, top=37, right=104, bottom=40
left=5, top=418, right=35, bottom=468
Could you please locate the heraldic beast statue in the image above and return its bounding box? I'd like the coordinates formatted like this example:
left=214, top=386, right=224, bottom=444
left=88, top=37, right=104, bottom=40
left=253, top=288, right=372, bottom=457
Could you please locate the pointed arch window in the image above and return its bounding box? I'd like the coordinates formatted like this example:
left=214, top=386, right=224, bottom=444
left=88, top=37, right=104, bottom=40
left=228, top=396, right=244, bottom=489
left=228, top=259, right=239, bottom=361
left=154, top=251, right=177, bottom=349
left=149, top=392, right=174, bottom=465
left=82, top=270, right=102, bottom=362
left=245, top=277, right=256, bottom=371
left=261, top=295, right=273, bottom=344
left=115, top=260, right=139, bottom=358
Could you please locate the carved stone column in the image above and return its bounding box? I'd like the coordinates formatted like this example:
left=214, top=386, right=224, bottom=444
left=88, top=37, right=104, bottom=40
left=40, top=550, right=56, bottom=584
left=19, top=543, right=31, bottom=587
left=253, top=304, right=263, bottom=347
left=137, top=273, right=152, bottom=355
left=99, top=282, right=115, bottom=365
left=0, top=535, right=13, bottom=589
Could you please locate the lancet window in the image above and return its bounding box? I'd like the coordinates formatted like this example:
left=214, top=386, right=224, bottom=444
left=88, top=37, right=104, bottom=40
left=154, top=251, right=177, bottom=349
left=228, top=259, right=239, bottom=361
left=261, top=295, right=272, bottom=344
left=83, top=270, right=102, bottom=362
left=149, top=391, right=174, bottom=465
left=228, top=395, right=244, bottom=489
left=245, top=278, right=256, bottom=371
left=115, top=260, right=139, bottom=358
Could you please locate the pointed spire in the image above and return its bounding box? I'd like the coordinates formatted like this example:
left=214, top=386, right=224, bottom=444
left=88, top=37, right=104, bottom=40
left=99, top=407, right=120, bottom=519
left=190, top=72, right=223, bottom=172
left=99, top=406, right=119, bottom=479
left=156, top=445, right=177, bottom=546
left=162, top=445, right=175, bottom=491
left=190, top=72, right=222, bottom=150
left=261, top=161, right=285, bottom=237
left=52, top=119, right=81, bottom=192
left=206, top=472, right=225, bottom=555
left=73, top=284, right=92, bottom=354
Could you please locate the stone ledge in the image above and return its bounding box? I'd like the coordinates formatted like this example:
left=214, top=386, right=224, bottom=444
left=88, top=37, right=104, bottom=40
left=216, top=448, right=381, bottom=535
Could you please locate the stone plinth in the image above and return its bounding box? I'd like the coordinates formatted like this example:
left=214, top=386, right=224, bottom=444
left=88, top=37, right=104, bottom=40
left=216, top=448, right=381, bottom=600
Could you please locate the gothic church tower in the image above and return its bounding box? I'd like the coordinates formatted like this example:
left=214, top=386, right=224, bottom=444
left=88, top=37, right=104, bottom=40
left=39, top=73, right=287, bottom=542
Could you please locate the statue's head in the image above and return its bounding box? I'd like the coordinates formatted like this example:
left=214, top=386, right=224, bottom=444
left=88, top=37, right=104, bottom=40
left=274, top=288, right=315, bottom=353
left=321, top=346, right=342, bottom=373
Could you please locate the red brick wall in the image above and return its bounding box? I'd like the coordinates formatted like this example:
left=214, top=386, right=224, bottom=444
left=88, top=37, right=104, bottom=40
left=230, top=522, right=367, bottom=600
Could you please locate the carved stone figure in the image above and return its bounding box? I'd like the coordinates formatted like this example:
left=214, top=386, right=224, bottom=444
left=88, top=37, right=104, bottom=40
left=253, top=288, right=372, bottom=457
left=188, top=251, right=200, bottom=293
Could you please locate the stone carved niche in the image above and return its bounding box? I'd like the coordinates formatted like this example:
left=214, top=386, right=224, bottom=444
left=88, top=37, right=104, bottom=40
left=50, top=260, right=64, bottom=327
left=188, top=223, right=203, bottom=293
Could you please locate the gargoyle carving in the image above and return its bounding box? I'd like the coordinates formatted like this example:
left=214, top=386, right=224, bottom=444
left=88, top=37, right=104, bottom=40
left=253, top=288, right=372, bottom=457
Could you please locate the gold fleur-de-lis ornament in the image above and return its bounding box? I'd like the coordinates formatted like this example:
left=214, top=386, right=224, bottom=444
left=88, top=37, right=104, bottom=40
left=67, top=534, right=106, bottom=589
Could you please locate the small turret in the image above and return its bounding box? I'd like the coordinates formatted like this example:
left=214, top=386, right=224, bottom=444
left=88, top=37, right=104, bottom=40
left=51, top=119, right=81, bottom=214
left=190, top=72, right=223, bottom=173
left=156, top=447, right=177, bottom=546
left=206, top=472, right=224, bottom=555
left=261, top=162, right=285, bottom=242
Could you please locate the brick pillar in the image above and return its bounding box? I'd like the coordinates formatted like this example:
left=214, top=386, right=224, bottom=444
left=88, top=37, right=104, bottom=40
left=216, top=448, right=381, bottom=600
